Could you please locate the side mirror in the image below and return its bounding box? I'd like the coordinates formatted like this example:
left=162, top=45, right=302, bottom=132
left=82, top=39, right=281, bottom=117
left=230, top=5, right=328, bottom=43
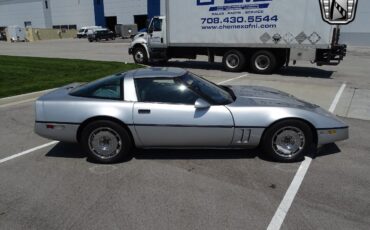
left=194, top=98, right=210, bottom=109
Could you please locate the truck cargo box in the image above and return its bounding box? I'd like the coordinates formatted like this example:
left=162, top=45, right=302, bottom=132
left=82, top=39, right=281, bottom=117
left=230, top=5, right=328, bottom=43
left=167, top=0, right=333, bottom=48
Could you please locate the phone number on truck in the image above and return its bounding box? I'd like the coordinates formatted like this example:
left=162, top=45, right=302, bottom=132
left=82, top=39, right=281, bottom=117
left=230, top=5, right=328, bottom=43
left=201, top=15, right=278, bottom=24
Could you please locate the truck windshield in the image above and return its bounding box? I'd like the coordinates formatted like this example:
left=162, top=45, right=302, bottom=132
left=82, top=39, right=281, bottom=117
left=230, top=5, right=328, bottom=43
left=179, top=72, right=235, bottom=105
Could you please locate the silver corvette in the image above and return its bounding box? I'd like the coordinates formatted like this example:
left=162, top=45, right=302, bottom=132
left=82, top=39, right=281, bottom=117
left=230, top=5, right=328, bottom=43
left=35, top=67, right=348, bottom=163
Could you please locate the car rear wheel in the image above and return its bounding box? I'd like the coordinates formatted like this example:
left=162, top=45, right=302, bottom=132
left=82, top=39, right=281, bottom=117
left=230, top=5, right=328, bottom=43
left=222, top=50, right=246, bottom=72
left=133, top=47, right=149, bottom=65
left=250, top=50, right=277, bottom=74
left=81, top=120, right=132, bottom=164
left=262, top=120, right=313, bottom=162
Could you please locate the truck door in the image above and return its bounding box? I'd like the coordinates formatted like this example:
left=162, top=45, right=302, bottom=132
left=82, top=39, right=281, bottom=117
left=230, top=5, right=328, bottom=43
left=148, top=17, right=165, bottom=48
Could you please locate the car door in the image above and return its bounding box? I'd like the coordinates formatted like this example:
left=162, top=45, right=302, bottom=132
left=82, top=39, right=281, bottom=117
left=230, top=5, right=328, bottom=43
left=133, top=78, right=234, bottom=147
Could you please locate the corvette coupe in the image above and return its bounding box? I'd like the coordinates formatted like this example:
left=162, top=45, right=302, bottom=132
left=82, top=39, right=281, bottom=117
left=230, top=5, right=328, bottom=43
left=35, top=68, right=348, bottom=163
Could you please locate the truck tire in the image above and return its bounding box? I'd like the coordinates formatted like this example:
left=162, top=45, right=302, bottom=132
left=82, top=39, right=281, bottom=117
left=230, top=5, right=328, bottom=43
left=250, top=50, right=277, bottom=74
left=222, top=50, right=246, bottom=72
left=133, top=47, right=149, bottom=65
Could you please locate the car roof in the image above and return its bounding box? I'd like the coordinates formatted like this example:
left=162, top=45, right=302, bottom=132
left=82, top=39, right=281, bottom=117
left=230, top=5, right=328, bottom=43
left=131, top=67, right=187, bottom=79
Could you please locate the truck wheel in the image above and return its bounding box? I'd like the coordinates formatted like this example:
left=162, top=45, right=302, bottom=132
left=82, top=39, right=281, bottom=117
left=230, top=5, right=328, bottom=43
left=81, top=120, right=133, bottom=164
left=222, top=50, right=246, bottom=72
left=133, top=47, right=149, bottom=65
left=250, top=50, right=277, bottom=74
left=262, top=120, right=313, bottom=162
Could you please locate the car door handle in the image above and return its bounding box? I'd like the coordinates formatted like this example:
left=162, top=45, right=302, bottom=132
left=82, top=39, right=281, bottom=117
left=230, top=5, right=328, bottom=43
left=138, top=109, right=151, bottom=114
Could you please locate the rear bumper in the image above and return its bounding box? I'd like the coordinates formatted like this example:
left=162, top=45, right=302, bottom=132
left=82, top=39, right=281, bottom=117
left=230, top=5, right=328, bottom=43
left=317, top=127, right=349, bottom=145
left=316, top=44, right=347, bottom=66
left=34, top=122, right=79, bottom=143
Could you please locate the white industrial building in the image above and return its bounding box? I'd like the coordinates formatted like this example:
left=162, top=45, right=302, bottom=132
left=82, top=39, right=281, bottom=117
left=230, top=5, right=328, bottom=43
left=0, top=0, right=148, bottom=31
left=0, top=0, right=369, bottom=45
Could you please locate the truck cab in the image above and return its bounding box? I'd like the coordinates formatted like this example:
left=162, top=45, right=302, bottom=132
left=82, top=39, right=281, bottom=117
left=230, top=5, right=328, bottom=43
left=129, top=16, right=167, bottom=64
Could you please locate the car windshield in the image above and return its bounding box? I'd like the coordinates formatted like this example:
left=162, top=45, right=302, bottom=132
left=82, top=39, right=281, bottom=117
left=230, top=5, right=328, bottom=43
left=78, top=29, right=84, bottom=33
left=179, top=72, right=235, bottom=105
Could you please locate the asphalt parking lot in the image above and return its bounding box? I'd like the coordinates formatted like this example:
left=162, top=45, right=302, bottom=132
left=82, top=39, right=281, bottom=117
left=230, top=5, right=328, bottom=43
left=0, top=39, right=370, bottom=230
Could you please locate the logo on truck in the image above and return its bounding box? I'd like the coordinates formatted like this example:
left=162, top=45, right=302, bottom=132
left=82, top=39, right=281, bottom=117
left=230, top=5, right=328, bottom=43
left=197, top=0, right=271, bottom=10
left=319, top=0, right=358, bottom=24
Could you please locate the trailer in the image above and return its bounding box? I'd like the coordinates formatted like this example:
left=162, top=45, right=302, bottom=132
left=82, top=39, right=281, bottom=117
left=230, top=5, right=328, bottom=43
left=6, top=25, right=26, bottom=42
left=129, top=0, right=346, bottom=73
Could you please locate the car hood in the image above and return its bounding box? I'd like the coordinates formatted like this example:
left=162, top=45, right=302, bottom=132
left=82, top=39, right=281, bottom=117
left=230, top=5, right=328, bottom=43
left=227, top=85, right=318, bottom=110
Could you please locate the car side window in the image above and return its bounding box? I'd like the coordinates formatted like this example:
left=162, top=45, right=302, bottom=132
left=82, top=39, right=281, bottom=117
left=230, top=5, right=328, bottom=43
left=135, top=78, right=199, bottom=105
left=70, top=77, right=122, bottom=100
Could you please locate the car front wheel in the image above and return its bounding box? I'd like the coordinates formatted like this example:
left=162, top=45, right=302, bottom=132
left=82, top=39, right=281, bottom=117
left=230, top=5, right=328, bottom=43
left=81, top=120, right=132, bottom=164
left=262, top=120, right=313, bottom=162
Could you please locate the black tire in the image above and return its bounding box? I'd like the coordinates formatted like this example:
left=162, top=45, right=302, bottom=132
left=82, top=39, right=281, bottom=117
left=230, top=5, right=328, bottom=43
left=276, top=53, right=287, bottom=71
left=133, top=46, right=149, bottom=65
left=88, top=39, right=93, bottom=42
left=250, top=50, right=277, bottom=74
left=222, top=49, right=246, bottom=72
left=81, top=120, right=133, bottom=164
left=262, top=120, right=313, bottom=162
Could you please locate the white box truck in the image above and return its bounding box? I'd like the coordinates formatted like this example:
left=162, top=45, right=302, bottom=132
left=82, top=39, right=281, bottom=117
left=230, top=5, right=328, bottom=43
left=129, top=0, right=346, bottom=73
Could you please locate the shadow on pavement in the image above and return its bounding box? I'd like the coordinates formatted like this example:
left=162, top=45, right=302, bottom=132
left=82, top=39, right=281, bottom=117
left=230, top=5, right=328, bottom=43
left=314, top=143, right=341, bottom=158
left=45, top=142, right=340, bottom=163
left=45, top=142, right=85, bottom=159
left=133, top=148, right=259, bottom=160
left=152, top=61, right=334, bottom=79
left=277, top=66, right=335, bottom=79
left=152, top=61, right=224, bottom=71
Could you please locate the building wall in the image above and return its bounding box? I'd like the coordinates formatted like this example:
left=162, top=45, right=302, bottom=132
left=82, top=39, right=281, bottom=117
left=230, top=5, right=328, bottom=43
left=340, top=0, right=370, bottom=46
left=0, top=0, right=49, bottom=28
left=49, top=0, right=95, bottom=28
left=104, top=0, right=147, bottom=25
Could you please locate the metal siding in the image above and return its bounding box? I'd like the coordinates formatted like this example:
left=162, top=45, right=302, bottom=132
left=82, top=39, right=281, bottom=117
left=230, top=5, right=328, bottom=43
left=93, top=0, right=105, bottom=27
left=340, top=0, right=370, bottom=46
left=104, top=0, right=147, bottom=25
left=148, top=0, right=160, bottom=19
left=0, top=0, right=46, bottom=27
left=49, top=0, right=95, bottom=28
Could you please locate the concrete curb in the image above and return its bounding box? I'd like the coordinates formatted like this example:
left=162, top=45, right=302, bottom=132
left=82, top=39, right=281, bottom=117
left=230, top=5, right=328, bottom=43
left=0, top=88, right=56, bottom=107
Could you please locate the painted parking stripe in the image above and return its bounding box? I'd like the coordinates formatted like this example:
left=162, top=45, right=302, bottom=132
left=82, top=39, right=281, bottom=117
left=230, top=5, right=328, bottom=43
left=266, top=82, right=347, bottom=230
left=0, top=141, right=59, bottom=164
left=218, top=74, right=249, bottom=85
left=329, top=83, right=347, bottom=113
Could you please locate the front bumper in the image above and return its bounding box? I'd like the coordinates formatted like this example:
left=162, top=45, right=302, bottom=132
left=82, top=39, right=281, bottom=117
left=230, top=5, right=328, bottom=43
left=317, top=127, right=349, bottom=145
left=35, top=122, right=79, bottom=143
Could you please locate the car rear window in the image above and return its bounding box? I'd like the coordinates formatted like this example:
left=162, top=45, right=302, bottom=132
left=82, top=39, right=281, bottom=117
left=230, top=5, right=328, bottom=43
left=70, top=74, right=124, bottom=100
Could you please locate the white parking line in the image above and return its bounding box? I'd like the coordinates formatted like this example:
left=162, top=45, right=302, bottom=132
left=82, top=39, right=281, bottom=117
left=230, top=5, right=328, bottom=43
left=218, top=74, right=249, bottom=85
left=329, top=83, right=347, bottom=113
left=266, top=82, right=347, bottom=230
left=0, top=141, right=59, bottom=164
